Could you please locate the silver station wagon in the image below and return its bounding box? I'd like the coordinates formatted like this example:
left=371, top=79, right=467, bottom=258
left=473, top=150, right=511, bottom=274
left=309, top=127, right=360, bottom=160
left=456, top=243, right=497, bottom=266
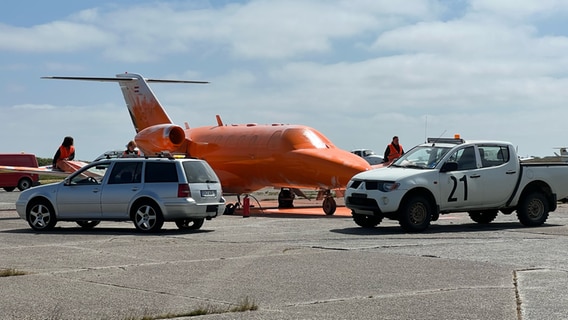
left=16, top=157, right=225, bottom=232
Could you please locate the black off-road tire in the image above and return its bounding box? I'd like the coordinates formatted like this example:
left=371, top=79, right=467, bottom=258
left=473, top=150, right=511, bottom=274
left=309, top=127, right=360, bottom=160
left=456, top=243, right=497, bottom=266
left=468, top=210, right=499, bottom=224
left=398, top=195, right=432, bottom=232
left=517, top=192, right=549, bottom=227
left=175, top=218, right=205, bottom=230
left=353, top=213, right=382, bottom=228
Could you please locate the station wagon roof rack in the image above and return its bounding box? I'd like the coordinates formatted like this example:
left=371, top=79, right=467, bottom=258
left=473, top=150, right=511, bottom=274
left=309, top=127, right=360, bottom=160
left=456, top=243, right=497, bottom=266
left=146, top=151, right=187, bottom=159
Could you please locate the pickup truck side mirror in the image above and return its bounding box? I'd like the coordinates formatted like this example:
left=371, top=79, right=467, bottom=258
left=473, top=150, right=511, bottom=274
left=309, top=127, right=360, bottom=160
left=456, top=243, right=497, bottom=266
left=440, top=161, right=458, bottom=173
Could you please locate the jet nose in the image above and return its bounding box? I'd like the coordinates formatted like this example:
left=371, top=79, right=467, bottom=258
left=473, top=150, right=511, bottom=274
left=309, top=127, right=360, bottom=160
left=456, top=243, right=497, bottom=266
left=291, top=148, right=372, bottom=188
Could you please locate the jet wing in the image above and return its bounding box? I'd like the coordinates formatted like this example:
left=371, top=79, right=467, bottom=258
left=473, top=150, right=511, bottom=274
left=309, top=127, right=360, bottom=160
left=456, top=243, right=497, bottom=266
left=0, top=160, right=88, bottom=177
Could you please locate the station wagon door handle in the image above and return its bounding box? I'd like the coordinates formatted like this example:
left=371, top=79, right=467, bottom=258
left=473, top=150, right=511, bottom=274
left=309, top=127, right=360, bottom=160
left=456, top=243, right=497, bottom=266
left=506, top=170, right=516, bottom=175
left=469, top=174, right=480, bottom=178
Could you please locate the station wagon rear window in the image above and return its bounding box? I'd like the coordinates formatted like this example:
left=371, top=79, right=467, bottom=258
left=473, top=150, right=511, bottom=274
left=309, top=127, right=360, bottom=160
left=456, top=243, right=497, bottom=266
left=183, top=161, right=218, bottom=183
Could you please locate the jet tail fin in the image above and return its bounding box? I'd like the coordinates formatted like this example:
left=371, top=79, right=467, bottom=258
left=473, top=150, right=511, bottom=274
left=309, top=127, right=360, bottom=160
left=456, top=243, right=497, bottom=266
left=42, top=73, right=208, bottom=133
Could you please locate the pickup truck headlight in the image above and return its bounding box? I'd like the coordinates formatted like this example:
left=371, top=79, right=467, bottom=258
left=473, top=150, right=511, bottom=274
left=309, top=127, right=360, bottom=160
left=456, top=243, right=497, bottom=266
left=378, top=182, right=400, bottom=192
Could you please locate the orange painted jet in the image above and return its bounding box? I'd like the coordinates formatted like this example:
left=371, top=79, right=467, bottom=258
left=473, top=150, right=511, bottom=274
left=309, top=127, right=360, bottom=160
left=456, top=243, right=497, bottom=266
left=42, top=73, right=378, bottom=214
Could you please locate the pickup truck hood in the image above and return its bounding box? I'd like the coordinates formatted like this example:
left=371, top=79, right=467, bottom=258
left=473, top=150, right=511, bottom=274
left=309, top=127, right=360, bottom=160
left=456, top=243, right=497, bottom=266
left=352, top=166, right=426, bottom=181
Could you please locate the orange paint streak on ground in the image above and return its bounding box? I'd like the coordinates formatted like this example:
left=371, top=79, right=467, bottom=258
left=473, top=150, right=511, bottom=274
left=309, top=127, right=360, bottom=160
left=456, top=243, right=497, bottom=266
left=226, top=195, right=352, bottom=217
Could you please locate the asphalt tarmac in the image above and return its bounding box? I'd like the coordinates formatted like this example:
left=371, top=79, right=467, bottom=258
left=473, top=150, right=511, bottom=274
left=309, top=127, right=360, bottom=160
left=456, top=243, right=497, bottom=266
left=1, top=189, right=567, bottom=320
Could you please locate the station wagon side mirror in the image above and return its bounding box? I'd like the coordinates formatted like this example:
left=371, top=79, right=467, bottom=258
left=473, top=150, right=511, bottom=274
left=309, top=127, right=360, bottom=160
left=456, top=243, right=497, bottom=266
left=440, top=161, right=458, bottom=173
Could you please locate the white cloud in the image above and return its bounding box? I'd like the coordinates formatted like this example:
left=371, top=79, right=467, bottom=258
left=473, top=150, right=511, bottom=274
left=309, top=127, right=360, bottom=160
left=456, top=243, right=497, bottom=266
left=2, top=0, right=568, bottom=160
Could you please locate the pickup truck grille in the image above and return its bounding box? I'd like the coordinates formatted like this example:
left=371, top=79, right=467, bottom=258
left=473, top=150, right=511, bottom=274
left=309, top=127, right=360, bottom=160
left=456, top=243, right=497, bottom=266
left=349, top=180, right=379, bottom=190
left=346, top=196, right=380, bottom=211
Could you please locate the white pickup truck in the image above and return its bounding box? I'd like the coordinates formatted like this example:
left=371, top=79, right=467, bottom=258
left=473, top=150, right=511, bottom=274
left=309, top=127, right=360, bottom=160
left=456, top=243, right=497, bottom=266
left=345, top=136, right=568, bottom=232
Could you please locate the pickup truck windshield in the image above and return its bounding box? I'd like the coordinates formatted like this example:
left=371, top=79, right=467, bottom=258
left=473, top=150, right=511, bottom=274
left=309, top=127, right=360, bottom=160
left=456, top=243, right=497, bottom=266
left=392, top=146, right=452, bottom=169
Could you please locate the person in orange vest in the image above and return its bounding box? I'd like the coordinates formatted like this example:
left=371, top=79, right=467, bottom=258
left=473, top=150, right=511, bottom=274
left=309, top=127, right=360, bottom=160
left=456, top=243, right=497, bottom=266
left=122, top=140, right=141, bottom=157
left=52, top=136, right=75, bottom=170
left=383, top=135, right=404, bottom=163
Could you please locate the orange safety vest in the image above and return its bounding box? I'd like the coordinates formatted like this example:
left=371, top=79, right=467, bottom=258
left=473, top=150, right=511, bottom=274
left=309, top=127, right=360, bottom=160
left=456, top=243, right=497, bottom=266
left=387, top=143, right=403, bottom=162
left=59, top=145, right=75, bottom=159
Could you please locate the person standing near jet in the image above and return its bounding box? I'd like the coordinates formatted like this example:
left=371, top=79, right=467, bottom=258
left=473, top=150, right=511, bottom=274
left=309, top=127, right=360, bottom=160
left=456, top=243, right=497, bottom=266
left=122, top=140, right=141, bottom=157
left=383, top=136, right=404, bottom=163
left=52, top=136, right=75, bottom=170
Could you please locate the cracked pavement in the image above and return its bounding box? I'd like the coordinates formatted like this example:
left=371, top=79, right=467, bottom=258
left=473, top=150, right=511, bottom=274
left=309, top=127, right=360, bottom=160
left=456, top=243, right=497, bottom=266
left=1, top=191, right=567, bottom=319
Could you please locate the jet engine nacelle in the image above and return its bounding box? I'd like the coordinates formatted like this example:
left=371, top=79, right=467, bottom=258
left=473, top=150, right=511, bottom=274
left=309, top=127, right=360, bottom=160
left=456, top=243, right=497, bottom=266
left=135, top=124, right=186, bottom=155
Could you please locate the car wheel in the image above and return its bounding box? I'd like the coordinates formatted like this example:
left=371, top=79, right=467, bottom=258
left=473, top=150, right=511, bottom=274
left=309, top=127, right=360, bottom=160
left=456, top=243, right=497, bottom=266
left=323, top=197, right=336, bottom=215
left=132, top=201, right=164, bottom=232
left=468, top=210, right=498, bottom=224
left=17, top=178, right=33, bottom=191
left=76, top=221, right=101, bottom=229
left=3, top=187, right=15, bottom=192
left=27, top=199, right=57, bottom=231
left=352, top=213, right=382, bottom=228
left=175, top=218, right=205, bottom=230
left=517, top=192, right=549, bottom=227
left=398, top=195, right=432, bottom=232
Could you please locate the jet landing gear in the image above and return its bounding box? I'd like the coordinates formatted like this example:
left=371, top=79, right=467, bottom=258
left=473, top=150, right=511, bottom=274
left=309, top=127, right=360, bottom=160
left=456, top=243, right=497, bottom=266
left=278, top=188, right=337, bottom=215
left=321, top=191, right=336, bottom=215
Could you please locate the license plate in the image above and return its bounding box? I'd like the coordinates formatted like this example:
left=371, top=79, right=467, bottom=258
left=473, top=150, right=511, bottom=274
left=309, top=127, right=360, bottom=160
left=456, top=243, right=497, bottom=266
left=201, top=190, right=216, bottom=197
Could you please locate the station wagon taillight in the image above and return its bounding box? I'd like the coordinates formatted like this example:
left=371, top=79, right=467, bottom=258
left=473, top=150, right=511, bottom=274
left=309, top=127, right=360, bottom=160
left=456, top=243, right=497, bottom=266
left=178, top=184, right=191, bottom=198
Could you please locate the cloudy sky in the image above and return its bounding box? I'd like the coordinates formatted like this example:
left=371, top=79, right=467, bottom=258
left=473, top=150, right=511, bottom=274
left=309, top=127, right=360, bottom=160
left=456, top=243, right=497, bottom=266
left=2, top=0, right=568, bottom=160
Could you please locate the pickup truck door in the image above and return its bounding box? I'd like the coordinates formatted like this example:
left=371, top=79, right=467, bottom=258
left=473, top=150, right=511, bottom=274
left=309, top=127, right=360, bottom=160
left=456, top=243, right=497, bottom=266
left=477, top=145, right=518, bottom=206
left=439, top=146, right=485, bottom=210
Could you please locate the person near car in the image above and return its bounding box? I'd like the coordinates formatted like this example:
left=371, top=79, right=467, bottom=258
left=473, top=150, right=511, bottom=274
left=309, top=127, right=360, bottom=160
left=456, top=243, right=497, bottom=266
left=383, top=136, right=404, bottom=163
left=52, top=136, right=75, bottom=170
left=122, top=140, right=141, bottom=157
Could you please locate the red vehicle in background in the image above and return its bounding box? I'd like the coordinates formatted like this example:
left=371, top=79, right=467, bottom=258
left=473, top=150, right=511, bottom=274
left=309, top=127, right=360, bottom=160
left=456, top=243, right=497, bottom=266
left=0, top=154, right=40, bottom=191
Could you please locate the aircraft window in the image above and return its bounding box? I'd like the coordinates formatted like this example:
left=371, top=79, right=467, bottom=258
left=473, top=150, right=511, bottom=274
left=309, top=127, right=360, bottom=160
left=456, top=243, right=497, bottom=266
left=303, top=130, right=328, bottom=149
left=249, top=135, right=258, bottom=147
left=268, top=131, right=283, bottom=150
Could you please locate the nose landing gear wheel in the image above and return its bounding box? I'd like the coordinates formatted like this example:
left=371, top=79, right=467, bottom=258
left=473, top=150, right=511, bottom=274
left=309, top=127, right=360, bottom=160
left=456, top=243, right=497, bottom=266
left=323, top=197, right=336, bottom=215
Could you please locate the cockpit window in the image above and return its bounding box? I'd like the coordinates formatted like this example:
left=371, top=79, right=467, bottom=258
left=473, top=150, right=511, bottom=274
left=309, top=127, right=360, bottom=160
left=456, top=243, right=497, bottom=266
left=282, top=128, right=333, bottom=149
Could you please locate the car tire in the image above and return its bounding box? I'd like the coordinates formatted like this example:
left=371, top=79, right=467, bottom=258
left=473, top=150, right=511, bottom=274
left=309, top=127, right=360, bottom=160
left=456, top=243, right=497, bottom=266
left=175, top=218, right=204, bottom=230
left=468, top=210, right=498, bottom=224
left=517, top=192, right=549, bottom=227
left=17, top=178, right=33, bottom=191
left=76, top=221, right=101, bottom=229
left=353, top=213, right=382, bottom=228
left=398, top=195, right=432, bottom=232
left=27, top=199, right=57, bottom=231
left=132, top=201, right=164, bottom=233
